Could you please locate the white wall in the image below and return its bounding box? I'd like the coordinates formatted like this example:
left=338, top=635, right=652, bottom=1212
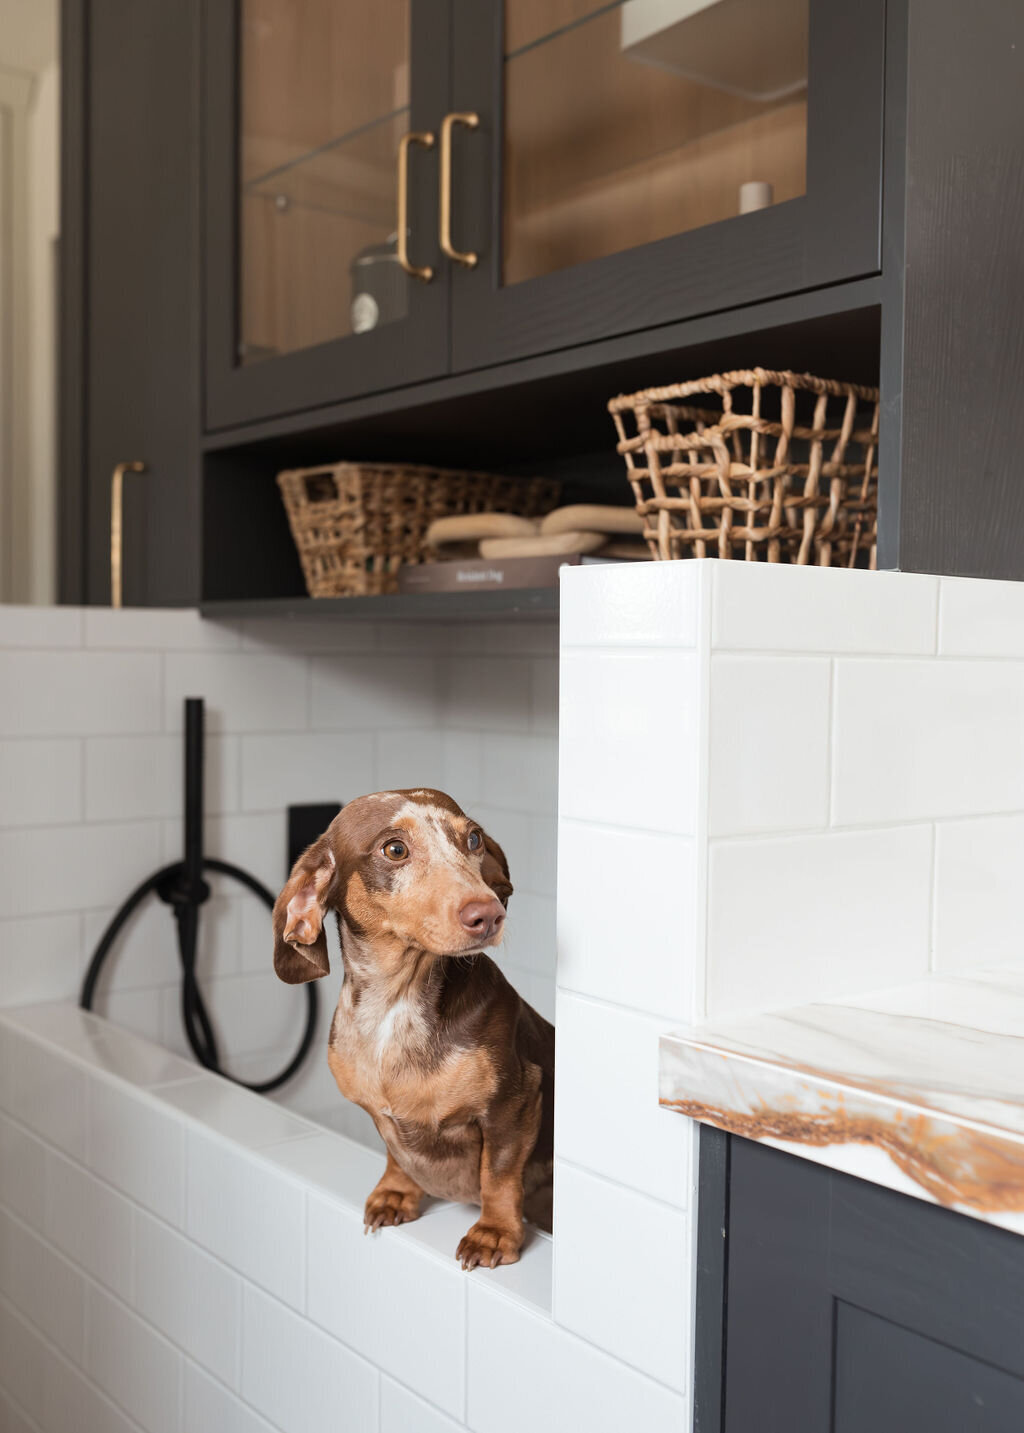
left=554, top=557, right=1024, bottom=1412
left=0, top=605, right=558, bottom=1133
left=0, top=0, right=59, bottom=604
left=5, top=561, right=1024, bottom=1433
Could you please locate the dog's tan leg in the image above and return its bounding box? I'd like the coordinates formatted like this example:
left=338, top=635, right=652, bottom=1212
left=364, top=1152, right=425, bottom=1233
left=456, top=1168, right=525, bottom=1270
left=457, top=1063, right=543, bottom=1270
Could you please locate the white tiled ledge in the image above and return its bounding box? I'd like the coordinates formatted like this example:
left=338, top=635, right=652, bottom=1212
left=0, top=1001, right=553, bottom=1307
left=659, top=964, right=1024, bottom=1236
left=0, top=1001, right=594, bottom=1433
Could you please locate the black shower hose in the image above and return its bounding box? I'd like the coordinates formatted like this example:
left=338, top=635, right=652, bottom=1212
left=79, top=697, right=318, bottom=1094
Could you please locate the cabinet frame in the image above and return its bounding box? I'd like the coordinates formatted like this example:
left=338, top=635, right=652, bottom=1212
left=448, top=0, right=886, bottom=372
left=203, top=0, right=452, bottom=432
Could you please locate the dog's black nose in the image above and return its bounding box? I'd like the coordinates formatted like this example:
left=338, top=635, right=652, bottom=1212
left=458, top=898, right=505, bottom=942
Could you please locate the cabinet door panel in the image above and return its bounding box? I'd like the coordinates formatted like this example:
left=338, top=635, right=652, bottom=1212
left=835, top=1303, right=1024, bottom=1433
left=204, top=0, right=451, bottom=431
left=85, top=0, right=201, bottom=606
left=450, top=0, right=883, bottom=371
left=716, top=1138, right=1024, bottom=1433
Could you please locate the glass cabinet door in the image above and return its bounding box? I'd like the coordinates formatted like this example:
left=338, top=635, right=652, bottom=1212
left=503, top=0, right=808, bottom=287
left=205, top=0, right=450, bottom=431
left=450, top=0, right=883, bottom=369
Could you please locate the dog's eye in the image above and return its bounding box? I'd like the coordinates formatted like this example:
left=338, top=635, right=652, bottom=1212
left=467, top=830, right=482, bottom=852
left=382, top=839, right=408, bottom=862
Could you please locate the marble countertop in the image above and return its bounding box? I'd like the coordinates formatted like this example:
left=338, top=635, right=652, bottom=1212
left=660, top=966, right=1024, bottom=1234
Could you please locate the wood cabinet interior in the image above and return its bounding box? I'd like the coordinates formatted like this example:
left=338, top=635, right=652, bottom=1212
left=238, top=0, right=410, bottom=362
left=502, top=0, right=808, bottom=285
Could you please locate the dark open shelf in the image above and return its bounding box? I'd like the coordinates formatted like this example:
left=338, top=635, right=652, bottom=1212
left=200, top=287, right=882, bottom=611
left=200, top=586, right=560, bottom=622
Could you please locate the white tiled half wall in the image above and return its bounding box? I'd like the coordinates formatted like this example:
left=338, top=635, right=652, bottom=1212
left=0, top=606, right=557, bottom=1138
left=0, top=1002, right=686, bottom=1433
left=4, top=562, right=1024, bottom=1433
left=555, top=557, right=1024, bottom=1423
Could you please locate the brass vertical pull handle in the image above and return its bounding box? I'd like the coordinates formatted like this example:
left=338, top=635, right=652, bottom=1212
left=439, top=111, right=480, bottom=268
left=397, top=131, right=435, bottom=281
left=110, top=461, right=146, bottom=608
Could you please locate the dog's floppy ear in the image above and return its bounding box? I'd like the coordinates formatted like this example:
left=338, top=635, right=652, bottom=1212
left=480, top=831, right=513, bottom=908
left=273, top=836, right=337, bottom=984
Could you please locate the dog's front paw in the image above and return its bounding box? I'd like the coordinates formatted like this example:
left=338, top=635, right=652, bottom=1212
left=456, top=1221, right=522, bottom=1271
left=364, top=1186, right=421, bottom=1233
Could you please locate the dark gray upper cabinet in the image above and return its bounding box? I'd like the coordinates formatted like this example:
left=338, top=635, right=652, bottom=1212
left=201, top=0, right=886, bottom=432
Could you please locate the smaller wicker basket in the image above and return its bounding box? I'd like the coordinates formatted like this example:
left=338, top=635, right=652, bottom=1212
left=277, top=462, right=561, bottom=598
left=608, top=369, right=879, bottom=566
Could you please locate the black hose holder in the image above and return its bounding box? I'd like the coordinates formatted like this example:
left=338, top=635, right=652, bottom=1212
left=80, top=697, right=319, bottom=1093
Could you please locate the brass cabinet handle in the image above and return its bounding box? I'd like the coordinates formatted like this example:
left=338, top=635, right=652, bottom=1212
left=397, top=131, right=436, bottom=281
left=110, top=461, right=146, bottom=608
left=439, top=111, right=480, bottom=268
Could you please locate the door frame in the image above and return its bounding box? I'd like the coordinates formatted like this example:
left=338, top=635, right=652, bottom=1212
left=449, top=0, right=885, bottom=372
left=203, top=0, right=453, bottom=433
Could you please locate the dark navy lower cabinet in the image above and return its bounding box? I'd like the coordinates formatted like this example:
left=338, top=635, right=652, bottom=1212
left=697, top=1131, right=1024, bottom=1433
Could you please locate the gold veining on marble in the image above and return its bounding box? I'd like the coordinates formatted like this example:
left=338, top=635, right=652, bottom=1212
left=660, top=1092, right=1024, bottom=1212
left=659, top=968, right=1024, bottom=1230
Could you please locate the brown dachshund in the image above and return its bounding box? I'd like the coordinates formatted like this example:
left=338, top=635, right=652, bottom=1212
left=272, top=789, right=554, bottom=1269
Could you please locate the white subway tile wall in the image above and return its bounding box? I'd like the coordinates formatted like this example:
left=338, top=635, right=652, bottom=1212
left=556, top=562, right=705, bottom=1429
left=559, top=648, right=700, bottom=831
left=932, top=813, right=1024, bottom=970
left=0, top=606, right=559, bottom=1098
left=703, top=567, right=1024, bottom=1007
left=4, top=564, right=1024, bottom=1433
left=710, top=561, right=939, bottom=654
left=553, top=993, right=691, bottom=1207
left=705, top=825, right=934, bottom=1017
left=554, top=561, right=1024, bottom=1431
left=707, top=655, right=831, bottom=836
left=552, top=1160, right=690, bottom=1389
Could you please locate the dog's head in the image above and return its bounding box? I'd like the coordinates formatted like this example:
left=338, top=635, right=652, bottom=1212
left=272, top=789, right=512, bottom=984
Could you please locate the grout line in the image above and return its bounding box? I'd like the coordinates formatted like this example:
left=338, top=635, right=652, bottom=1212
left=0, top=1378, right=47, bottom=1433
left=928, top=821, right=939, bottom=973
left=301, top=1189, right=310, bottom=1318
left=559, top=640, right=698, bottom=656
left=827, top=656, right=838, bottom=828
left=558, top=812, right=697, bottom=840
left=80, top=734, right=88, bottom=823
left=462, top=1260, right=470, bottom=1425
left=555, top=983, right=689, bottom=1029
left=694, top=564, right=713, bottom=1025
left=0, top=1113, right=298, bottom=1312
left=555, top=1154, right=692, bottom=1221
left=0, top=1284, right=150, bottom=1433
left=694, top=645, right=1024, bottom=664
left=710, top=807, right=1024, bottom=842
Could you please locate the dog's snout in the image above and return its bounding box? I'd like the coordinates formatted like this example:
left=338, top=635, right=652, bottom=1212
left=458, top=897, right=505, bottom=942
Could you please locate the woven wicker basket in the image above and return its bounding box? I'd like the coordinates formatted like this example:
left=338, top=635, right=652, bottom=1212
left=609, top=369, right=879, bottom=566
left=277, top=462, right=561, bottom=597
